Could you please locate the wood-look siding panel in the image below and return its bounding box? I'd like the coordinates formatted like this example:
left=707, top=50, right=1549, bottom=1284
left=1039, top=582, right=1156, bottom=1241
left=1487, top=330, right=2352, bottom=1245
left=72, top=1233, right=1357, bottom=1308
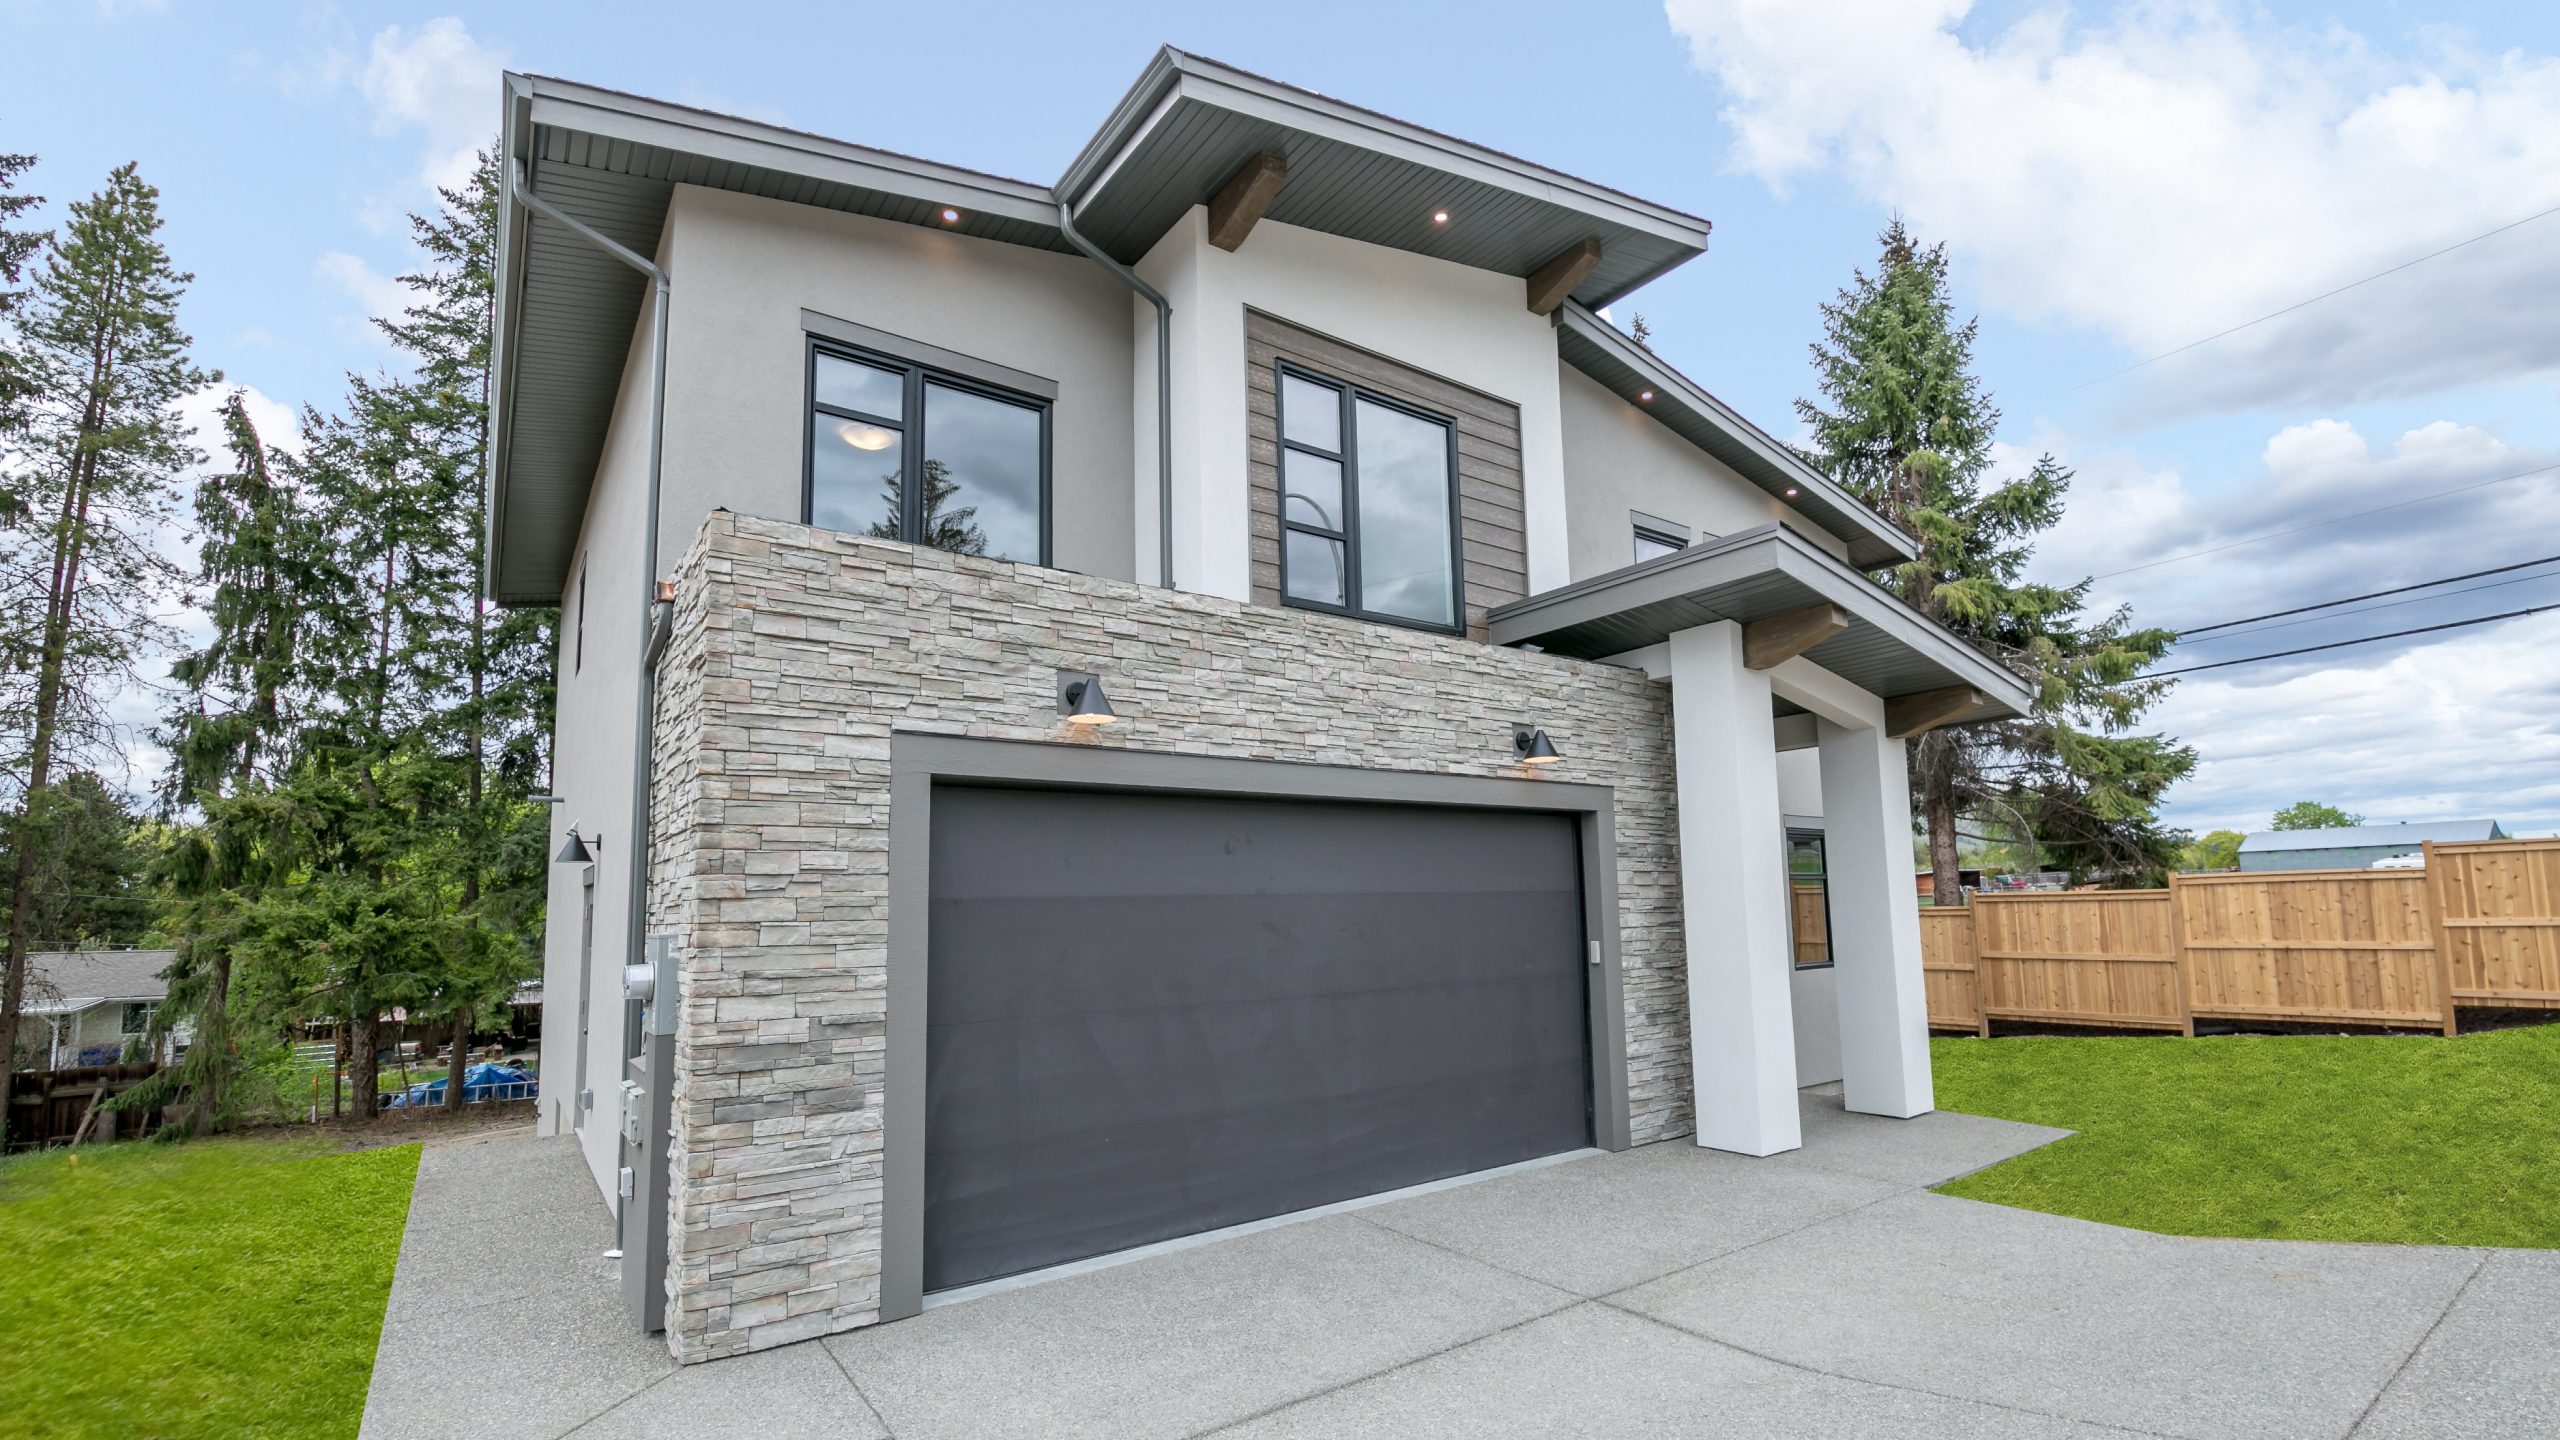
left=1244, top=310, right=1529, bottom=640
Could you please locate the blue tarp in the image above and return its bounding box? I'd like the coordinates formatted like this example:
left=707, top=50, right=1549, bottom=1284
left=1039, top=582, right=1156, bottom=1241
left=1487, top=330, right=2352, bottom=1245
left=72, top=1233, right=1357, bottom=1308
left=385, top=1061, right=535, bottom=1109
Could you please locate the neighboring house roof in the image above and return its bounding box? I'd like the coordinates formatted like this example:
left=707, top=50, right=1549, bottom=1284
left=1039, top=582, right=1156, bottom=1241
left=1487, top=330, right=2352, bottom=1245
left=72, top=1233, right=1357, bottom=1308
left=489, top=48, right=1730, bottom=607
left=1485, top=523, right=2034, bottom=726
left=22, top=949, right=174, bottom=1016
left=1553, top=303, right=1914, bottom=569
left=2239, top=820, right=2507, bottom=854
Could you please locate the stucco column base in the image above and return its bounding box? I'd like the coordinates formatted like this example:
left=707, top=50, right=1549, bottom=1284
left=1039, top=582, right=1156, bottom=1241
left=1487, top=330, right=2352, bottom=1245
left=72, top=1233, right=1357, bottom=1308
left=1668, top=622, right=1801, bottom=1157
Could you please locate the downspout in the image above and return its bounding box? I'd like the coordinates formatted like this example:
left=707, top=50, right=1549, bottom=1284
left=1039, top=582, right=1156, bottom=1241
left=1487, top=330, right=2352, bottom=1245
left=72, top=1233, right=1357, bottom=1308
left=505, top=160, right=670, bottom=1117
left=1056, top=200, right=1174, bottom=590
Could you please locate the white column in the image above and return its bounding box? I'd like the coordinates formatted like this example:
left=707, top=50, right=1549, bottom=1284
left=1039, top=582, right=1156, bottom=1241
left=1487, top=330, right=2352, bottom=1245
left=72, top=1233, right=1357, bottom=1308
left=1816, top=717, right=1935, bottom=1117
left=1668, top=622, right=1801, bottom=1156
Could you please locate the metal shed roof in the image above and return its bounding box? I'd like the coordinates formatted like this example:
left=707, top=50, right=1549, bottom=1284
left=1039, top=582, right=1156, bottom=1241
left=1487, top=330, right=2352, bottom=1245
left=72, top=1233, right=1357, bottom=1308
left=2238, top=820, right=2506, bottom=853
left=490, top=49, right=1717, bottom=606
left=1553, top=304, right=1912, bottom=569
left=1486, top=524, right=2031, bottom=725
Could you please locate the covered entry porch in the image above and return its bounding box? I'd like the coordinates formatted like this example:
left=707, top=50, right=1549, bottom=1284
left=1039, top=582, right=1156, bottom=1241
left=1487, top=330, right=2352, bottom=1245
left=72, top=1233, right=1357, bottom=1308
left=1490, top=522, right=2034, bottom=1157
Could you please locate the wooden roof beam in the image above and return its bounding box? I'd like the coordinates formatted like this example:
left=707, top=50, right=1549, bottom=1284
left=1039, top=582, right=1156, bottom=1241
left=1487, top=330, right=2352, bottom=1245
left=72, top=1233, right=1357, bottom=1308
left=1525, top=239, right=1602, bottom=315
left=1743, top=603, right=1851, bottom=670
left=1206, top=150, right=1289, bottom=252
left=1885, top=686, right=1990, bottom=739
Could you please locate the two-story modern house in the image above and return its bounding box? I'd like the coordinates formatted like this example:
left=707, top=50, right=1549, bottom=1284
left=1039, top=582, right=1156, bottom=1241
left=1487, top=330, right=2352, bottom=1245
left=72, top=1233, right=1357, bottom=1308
left=489, top=49, right=2031, bottom=1363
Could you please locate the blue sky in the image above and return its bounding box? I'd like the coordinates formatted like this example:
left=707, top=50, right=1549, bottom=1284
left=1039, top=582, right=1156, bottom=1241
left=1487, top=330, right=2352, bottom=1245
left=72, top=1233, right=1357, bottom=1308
left=7, top=0, right=2559, bottom=837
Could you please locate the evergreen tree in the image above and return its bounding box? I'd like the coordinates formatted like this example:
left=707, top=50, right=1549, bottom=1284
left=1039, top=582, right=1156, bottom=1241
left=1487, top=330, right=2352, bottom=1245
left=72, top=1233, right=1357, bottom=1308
left=0, top=770, right=153, bottom=950
left=1797, top=220, right=2194, bottom=893
left=0, top=164, right=208, bottom=1138
left=0, top=153, right=47, bottom=442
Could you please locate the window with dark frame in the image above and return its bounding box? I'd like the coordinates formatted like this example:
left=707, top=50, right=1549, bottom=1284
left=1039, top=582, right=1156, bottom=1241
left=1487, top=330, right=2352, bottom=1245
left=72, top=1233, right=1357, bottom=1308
left=120, top=1002, right=156, bottom=1036
left=1275, top=363, right=1463, bottom=633
left=1633, top=523, right=1687, bottom=564
left=574, top=557, right=586, bottom=674
left=1787, top=829, right=1833, bottom=969
left=805, top=338, right=1050, bottom=566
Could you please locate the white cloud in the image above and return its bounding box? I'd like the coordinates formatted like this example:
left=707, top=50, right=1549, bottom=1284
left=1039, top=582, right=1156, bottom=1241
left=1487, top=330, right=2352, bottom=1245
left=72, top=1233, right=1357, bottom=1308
left=1663, top=0, right=2560, bottom=413
left=2008, top=414, right=2560, bottom=836
left=357, top=17, right=506, bottom=194
left=318, top=250, right=409, bottom=339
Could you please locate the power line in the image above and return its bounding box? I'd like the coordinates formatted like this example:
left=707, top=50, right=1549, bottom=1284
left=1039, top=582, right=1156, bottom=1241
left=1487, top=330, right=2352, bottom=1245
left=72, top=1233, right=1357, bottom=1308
left=2174, top=552, right=2560, bottom=637
left=2189, top=568, right=2560, bottom=646
left=2089, top=460, right=2560, bottom=580
left=2065, top=198, right=2560, bottom=393
left=2149, top=602, right=2560, bottom=677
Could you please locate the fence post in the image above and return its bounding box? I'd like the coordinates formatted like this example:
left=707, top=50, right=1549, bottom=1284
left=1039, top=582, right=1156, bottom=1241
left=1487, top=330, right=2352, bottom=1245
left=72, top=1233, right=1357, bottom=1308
left=1967, top=895, right=1990, bottom=1037
left=2419, top=841, right=2460, bottom=1037
left=2166, top=874, right=2199, bottom=1037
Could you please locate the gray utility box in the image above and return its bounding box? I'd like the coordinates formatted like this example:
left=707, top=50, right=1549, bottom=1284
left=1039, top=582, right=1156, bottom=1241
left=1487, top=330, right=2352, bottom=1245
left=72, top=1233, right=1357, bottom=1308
left=618, top=933, right=679, bottom=1333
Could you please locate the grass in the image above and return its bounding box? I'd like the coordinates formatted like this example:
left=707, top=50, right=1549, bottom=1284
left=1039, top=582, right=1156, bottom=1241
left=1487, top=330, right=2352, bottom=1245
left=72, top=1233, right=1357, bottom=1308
left=1931, top=1021, right=2560, bottom=1248
left=0, top=1134, right=420, bottom=1440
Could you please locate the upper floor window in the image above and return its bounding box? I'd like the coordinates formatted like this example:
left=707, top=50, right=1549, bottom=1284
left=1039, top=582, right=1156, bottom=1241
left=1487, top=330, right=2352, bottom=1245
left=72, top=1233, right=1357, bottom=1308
left=1633, top=523, right=1686, bottom=564
left=805, top=341, right=1049, bottom=565
left=1275, top=364, right=1461, bottom=633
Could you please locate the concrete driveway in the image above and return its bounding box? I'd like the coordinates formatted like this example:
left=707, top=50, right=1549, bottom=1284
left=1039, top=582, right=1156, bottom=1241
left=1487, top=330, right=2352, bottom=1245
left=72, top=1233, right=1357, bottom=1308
left=361, top=1090, right=2556, bottom=1440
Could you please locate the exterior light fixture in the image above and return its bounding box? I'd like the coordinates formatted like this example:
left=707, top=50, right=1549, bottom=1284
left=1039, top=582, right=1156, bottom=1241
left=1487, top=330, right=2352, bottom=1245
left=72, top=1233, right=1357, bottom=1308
left=554, top=828, right=599, bottom=865
left=940, top=207, right=962, bottom=224
left=1432, top=209, right=1449, bottom=224
left=1513, top=727, right=1562, bottom=766
left=1638, top=389, right=1654, bottom=403
left=838, top=421, right=896, bottom=451
left=1784, top=486, right=1800, bottom=498
left=1061, top=676, right=1120, bottom=726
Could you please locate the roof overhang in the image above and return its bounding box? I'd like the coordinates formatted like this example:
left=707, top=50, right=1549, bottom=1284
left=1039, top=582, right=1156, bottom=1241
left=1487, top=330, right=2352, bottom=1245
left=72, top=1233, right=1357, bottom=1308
left=1057, top=49, right=1711, bottom=307
left=1555, top=303, right=1914, bottom=569
left=487, top=52, right=1718, bottom=607
left=1487, top=524, right=2031, bottom=727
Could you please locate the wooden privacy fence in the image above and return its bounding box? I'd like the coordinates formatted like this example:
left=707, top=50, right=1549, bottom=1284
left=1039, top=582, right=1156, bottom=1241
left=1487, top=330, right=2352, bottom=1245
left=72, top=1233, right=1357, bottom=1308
left=1918, top=838, right=2560, bottom=1036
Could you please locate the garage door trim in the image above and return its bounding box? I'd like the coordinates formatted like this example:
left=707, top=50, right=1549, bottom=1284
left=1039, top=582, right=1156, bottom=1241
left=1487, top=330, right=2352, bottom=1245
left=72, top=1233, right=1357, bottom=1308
left=880, top=733, right=1631, bottom=1322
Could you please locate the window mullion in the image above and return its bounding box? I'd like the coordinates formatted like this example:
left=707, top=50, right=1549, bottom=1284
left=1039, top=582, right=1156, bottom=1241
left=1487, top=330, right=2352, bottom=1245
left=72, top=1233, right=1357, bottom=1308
left=901, top=366, right=924, bottom=545
left=1339, top=387, right=1362, bottom=616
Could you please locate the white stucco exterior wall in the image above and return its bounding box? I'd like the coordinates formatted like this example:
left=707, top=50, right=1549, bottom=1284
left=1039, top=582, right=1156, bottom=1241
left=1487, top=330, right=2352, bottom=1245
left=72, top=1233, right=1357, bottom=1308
left=657, top=186, right=1138, bottom=583
left=1557, top=365, right=1849, bottom=579
left=1134, top=208, right=1572, bottom=599
left=1777, top=746, right=1844, bottom=1087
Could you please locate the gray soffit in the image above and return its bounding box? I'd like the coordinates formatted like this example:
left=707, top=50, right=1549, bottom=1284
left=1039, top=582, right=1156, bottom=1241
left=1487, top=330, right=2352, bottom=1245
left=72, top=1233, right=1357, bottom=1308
left=1057, top=49, right=1712, bottom=305
left=1487, top=524, right=2032, bottom=725
left=1554, top=303, right=1914, bottom=570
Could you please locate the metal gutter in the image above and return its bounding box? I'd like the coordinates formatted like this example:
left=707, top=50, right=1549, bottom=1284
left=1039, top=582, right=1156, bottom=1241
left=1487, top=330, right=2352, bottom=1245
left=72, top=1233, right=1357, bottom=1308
left=1057, top=199, right=1175, bottom=590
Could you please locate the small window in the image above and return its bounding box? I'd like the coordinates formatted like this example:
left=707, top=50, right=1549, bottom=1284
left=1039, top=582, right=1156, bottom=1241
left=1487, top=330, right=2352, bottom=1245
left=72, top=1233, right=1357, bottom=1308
left=1633, top=524, right=1687, bottom=564
left=1275, top=364, right=1461, bottom=632
left=120, top=1002, right=157, bottom=1036
left=806, top=341, right=1049, bottom=565
left=1787, top=831, right=1832, bottom=969
left=574, top=558, right=586, bottom=674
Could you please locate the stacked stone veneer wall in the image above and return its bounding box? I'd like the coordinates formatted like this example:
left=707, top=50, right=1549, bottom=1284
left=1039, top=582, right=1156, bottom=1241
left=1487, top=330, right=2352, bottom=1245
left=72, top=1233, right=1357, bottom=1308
left=648, top=511, right=1696, bottom=1361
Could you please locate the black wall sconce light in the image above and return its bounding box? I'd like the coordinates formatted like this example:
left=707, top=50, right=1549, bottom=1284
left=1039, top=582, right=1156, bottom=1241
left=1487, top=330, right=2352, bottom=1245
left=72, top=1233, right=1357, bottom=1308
left=1058, top=672, right=1120, bottom=727
left=1513, top=727, right=1562, bottom=766
left=555, top=826, right=602, bottom=865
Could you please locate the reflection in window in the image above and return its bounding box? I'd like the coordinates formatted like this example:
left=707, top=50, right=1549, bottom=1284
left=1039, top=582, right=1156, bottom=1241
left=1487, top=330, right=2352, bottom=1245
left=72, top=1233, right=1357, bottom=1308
left=1275, top=364, right=1460, bottom=632
left=1633, top=524, right=1686, bottom=564
left=1788, top=830, right=1832, bottom=969
left=805, top=342, right=1047, bottom=564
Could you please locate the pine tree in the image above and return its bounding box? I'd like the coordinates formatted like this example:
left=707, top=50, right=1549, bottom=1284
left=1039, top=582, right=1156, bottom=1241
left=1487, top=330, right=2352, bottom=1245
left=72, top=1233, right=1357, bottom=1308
left=0, top=164, right=209, bottom=1138
left=1797, top=220, right=2194, bottom=894
left=0, top=153, right=48, bottom=441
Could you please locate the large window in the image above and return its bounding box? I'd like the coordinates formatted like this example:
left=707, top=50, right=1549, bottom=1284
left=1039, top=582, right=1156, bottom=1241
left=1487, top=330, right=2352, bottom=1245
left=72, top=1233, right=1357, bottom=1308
left=1275, top=363, right=1462, bottom=633
left=805, top=341, right=1049, bottom=565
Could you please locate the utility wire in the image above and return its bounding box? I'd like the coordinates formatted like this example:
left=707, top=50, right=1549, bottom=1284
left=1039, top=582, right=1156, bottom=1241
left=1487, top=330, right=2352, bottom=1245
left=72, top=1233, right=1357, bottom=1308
left=2186, top=568, right=2560, bottom=646
left=2089, top=460, right=2560, bottom=580
left=2066, top=198, right=2560, bottom=393
left=2174, top=552, right=2560, bottom=637
left=2149, top=603, right=2560, bottom=677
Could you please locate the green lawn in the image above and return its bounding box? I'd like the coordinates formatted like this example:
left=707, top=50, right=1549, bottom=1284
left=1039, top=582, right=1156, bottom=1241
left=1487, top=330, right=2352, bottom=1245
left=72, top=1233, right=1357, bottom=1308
left=0, top=1135, right=419, bottom=1440
left=1931, top=1022, right=2560, bottom=1248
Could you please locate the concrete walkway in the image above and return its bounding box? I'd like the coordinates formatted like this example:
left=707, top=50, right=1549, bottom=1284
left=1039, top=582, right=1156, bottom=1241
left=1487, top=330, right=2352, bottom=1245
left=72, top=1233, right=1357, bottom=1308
left=361, top=1091, right=2558, bottom=1440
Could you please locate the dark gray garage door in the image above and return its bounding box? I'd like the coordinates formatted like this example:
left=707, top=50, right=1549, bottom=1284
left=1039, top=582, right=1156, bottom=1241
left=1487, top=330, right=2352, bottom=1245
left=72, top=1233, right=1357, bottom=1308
left=925, top=784, right=1589, bottom=1292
